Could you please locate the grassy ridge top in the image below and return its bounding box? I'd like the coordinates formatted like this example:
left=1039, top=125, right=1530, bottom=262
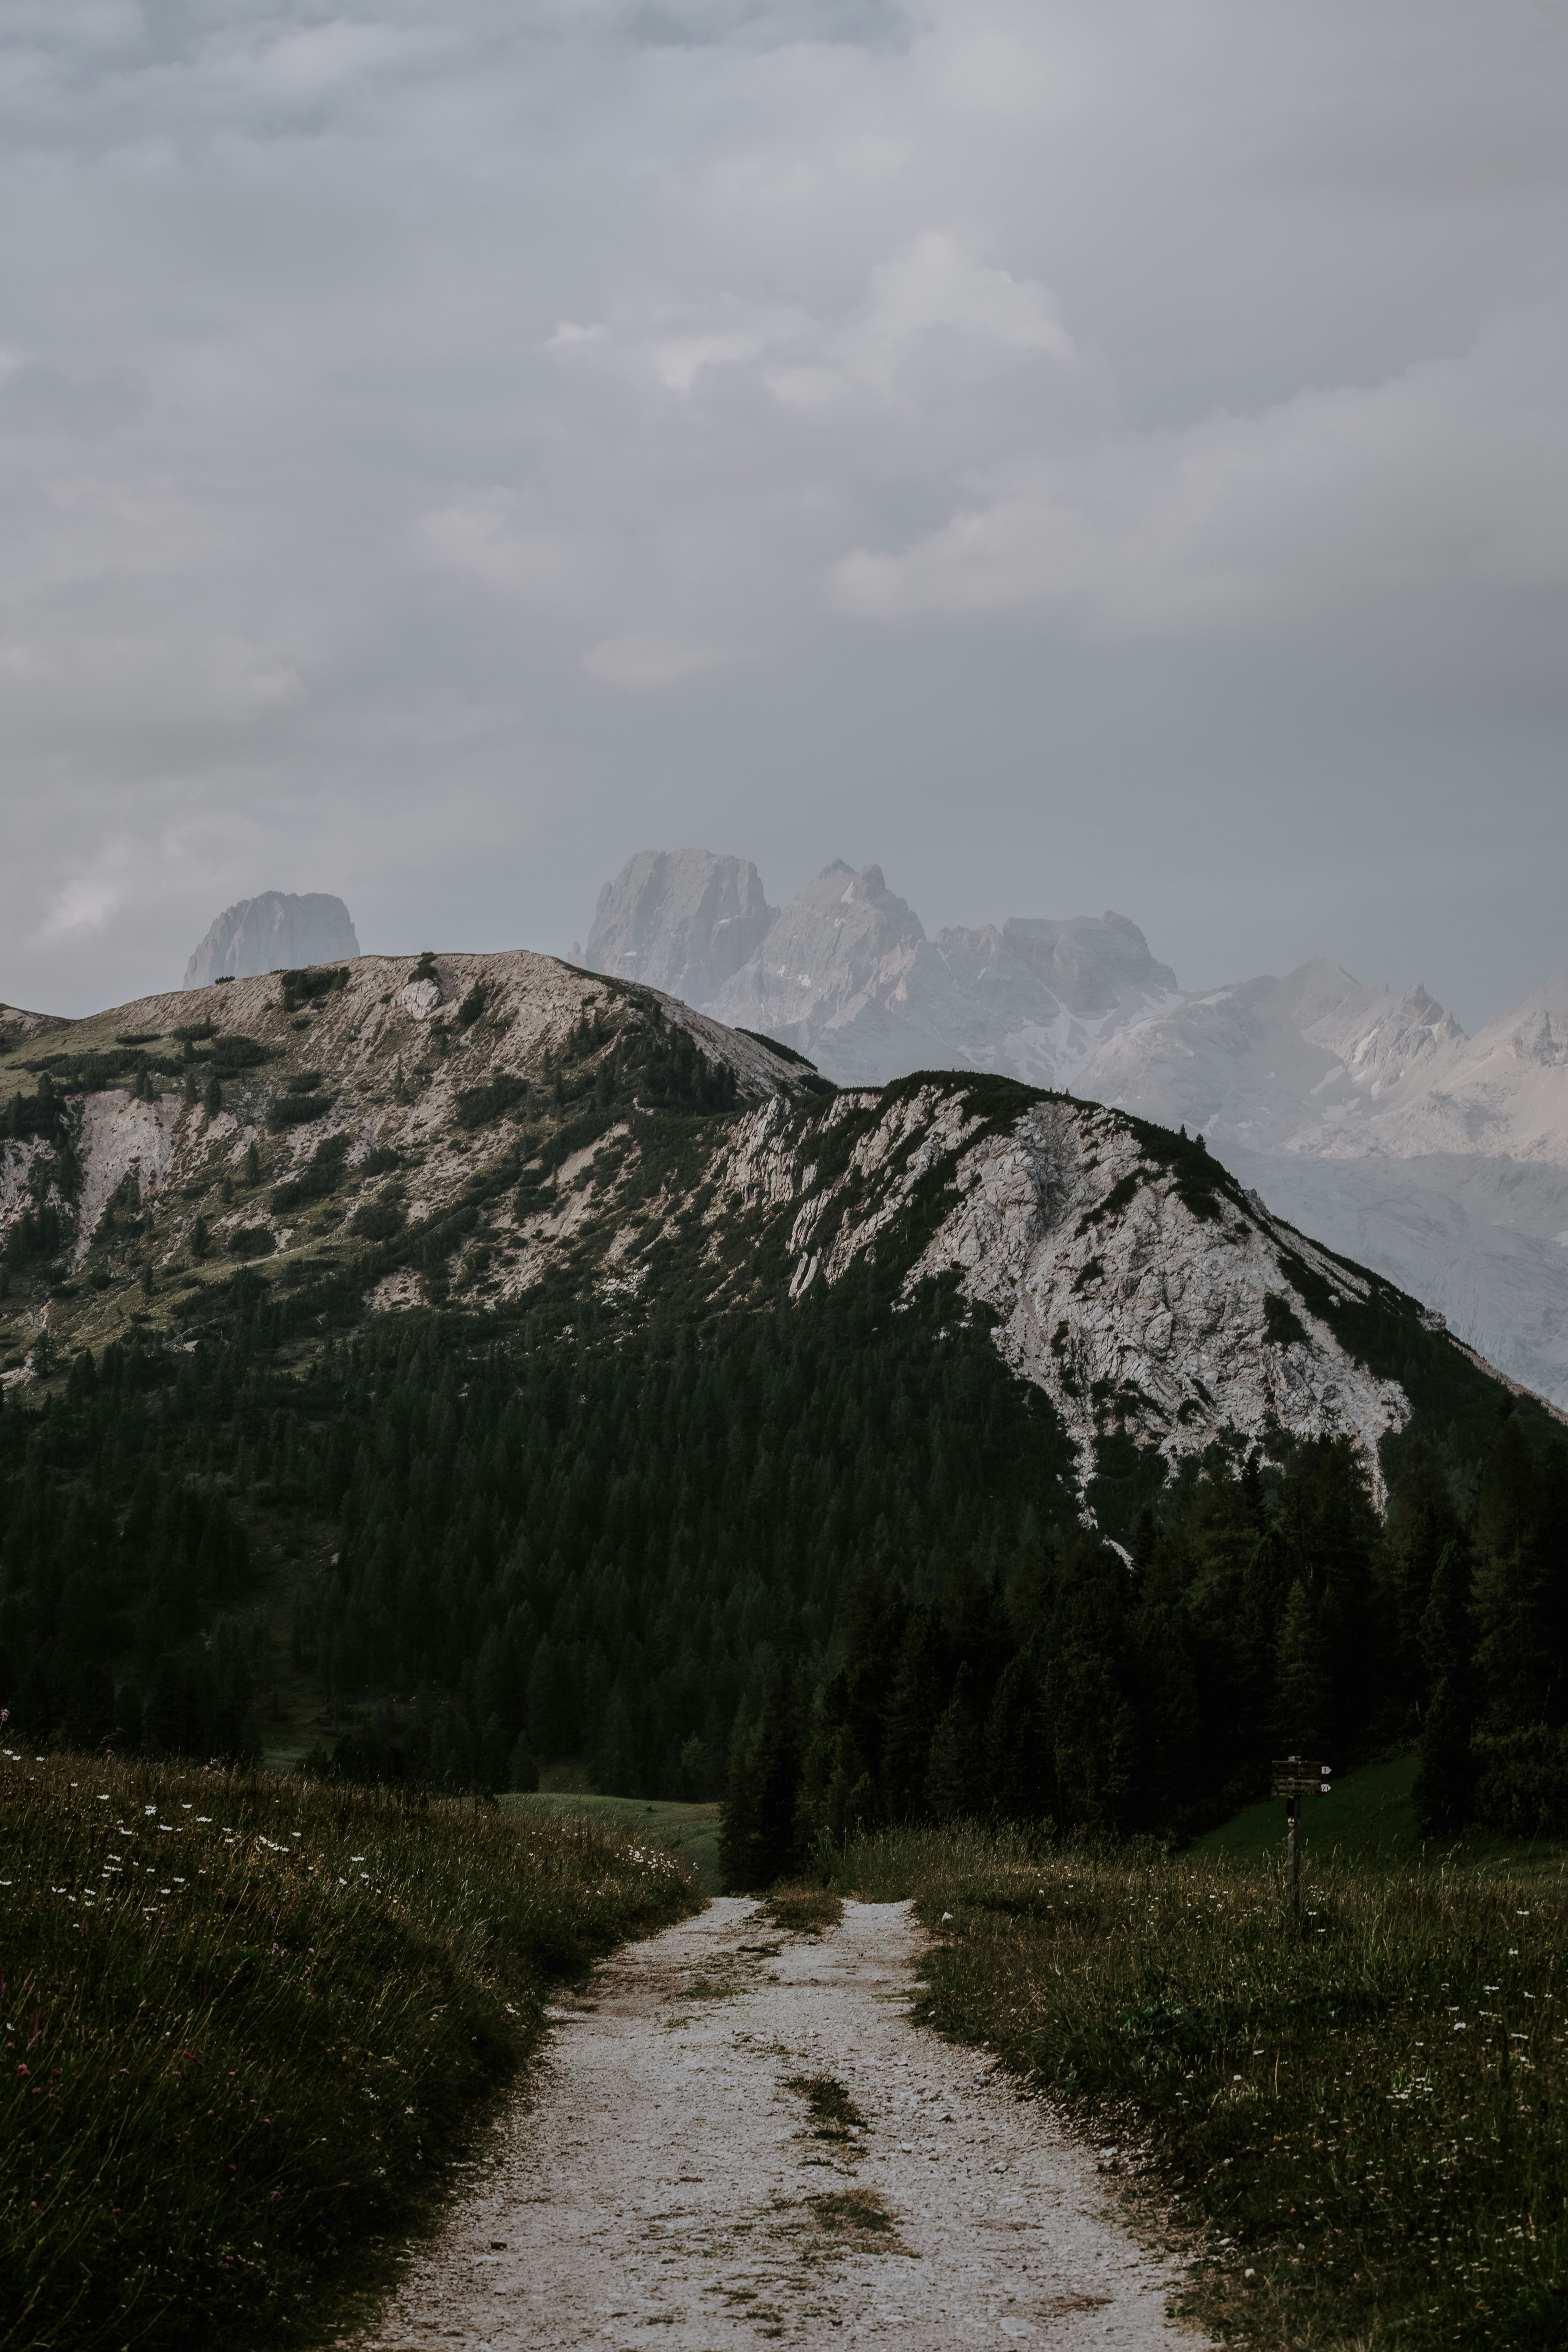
left=1, top=1747, right=700, bottom=2352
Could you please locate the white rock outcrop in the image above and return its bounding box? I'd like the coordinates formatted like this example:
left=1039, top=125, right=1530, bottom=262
left=714, top=1085, right=1411, bottom=1500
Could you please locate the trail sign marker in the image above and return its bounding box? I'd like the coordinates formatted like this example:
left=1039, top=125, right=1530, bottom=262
left=1271, top=1755, right=1331, bottom=1925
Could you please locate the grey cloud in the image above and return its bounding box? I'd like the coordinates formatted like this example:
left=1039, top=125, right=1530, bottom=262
left=0, top=0, right=1565, bottom=1025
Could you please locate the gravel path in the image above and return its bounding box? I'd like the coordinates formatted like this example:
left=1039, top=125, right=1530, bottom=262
left=355, top=1898, right=1205, bottom=2350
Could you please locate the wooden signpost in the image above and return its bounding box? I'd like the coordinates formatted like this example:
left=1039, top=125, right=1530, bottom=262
left=1271, top=1755, right=1331, bottom=1926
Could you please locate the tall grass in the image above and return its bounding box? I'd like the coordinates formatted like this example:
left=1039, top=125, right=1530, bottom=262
left=830, top=1826, right=1567, bottom=2350
left=1, top=1746, right=699, bottom=2352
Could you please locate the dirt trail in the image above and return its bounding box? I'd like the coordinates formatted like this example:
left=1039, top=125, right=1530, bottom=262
left=355, top=1899, right=1204, bottom=2349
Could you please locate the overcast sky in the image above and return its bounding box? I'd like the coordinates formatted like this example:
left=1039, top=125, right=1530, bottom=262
left=3, top=0, right=1566, bottom=1025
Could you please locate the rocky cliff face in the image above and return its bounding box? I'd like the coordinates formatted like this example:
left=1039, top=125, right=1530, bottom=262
left=7, top=948, right=1534, bottom=1516
left=182, top=892, right=361, bottom=988
left=697, top=858, right=1179, bottom=1089
left=584, top=851, right=776, bottom=1007
left=710, top=1083, right=1414, bottom=1502
left=582, top=850, right=1568, bottom=1406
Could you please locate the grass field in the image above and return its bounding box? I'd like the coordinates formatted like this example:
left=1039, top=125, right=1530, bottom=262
left=1199, top=1752, right=1568, bottom=1879
left=502, top=1790, right=723, bottom=1893
left=1, top=1748, right=701, bottom=2352
left=828, top=1822, right=1568, bottom=2350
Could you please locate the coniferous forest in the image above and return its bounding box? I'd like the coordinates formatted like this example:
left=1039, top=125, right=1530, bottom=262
left=2, top=1219, right=1565, bottom=1874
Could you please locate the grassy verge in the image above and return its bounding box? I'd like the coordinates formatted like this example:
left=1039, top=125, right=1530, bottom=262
left=501, top=1790, right=723, bottom=1893
left=828, top=1824, right=1567, bottom=2349
left=2, top=1747, right=700, bottom=2352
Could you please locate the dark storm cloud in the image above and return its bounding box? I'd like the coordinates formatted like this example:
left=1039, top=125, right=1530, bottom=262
left=2, top=0, right=1565, bottom=1022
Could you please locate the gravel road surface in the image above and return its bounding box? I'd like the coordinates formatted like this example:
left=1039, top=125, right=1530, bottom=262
left=355, top=1897, right=1204, bottom=2350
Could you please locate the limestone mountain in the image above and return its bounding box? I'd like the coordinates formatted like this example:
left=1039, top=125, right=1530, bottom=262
left=588, top=854, right=1177, bottom=1088
left=1, top=948, right=1550, bottom=1516
left=584, top=851, right=1568, bottom=1407
left=583, top=849, right=776, bottom=1005
left=3, top=943, right=1561, bottom=1813
left=183, top=891, right=361, bottom=988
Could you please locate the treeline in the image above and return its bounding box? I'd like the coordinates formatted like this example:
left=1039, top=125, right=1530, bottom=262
left=0, top=1340, right=265, bottom=1760
left=2, top=1227, right=1564, bottom=1849
left=0, top=1274, right=1074, bottom=1788
left=720, top=1414, right=1568, bottom=1887
left=291, top=1273, right=1072, bottom=1796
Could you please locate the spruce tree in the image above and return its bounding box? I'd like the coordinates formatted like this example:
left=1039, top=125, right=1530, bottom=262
left=925, top=1662, right=985, bottom=1820
left=1413, top=1540, right=1476, bottom=1833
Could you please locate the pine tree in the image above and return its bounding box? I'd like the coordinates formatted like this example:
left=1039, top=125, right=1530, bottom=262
left=1413, top=1540, right=1476, bottom=1833
left=925, top=1662, right=984, bottom=1820
left=985, top=1654, right=1051, bottom=1822
left=1273, top=1578, right=1328, bottom=1751
left=204, top=1071, right=223, bottom=1118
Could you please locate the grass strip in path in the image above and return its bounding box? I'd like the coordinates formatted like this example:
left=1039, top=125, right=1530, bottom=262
left=0, top=1748, right=700, bottom=2352
left=830, top=1823, right=1568, bottom=2351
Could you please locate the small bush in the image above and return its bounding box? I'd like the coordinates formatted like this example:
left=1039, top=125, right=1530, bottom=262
left=208, top=1035, right=270, bottom=1072
left=226, top=1225, right=274, bottom=1259
left=265, top=1093, right=334, bottom=1132
left=454, top=1073, right=528, bottom=1130
left=350, top=1196, right=407, bottom=1242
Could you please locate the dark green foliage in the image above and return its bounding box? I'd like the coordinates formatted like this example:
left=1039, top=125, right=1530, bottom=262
left=631, top=1022, right=739, bottom=1114
left=226, top=1225, right=274, bottom=1258
left=349, top=1194, right=406, bottom=1241
left=270, top=1131, right=351, bottom=1213
left=456, top=983, right=487, bottom=1028
left=265, top=1088, right=335, bottom=1130
left=208, top=1033, right=271, bottom=1072
left=455, top=1072, right=528, bottom=1130
left=278, top=965, right=349, bottom=1014
left=3, top=1198, right=67, bottom=1267
left=1262, top=1289, right=1308, bottom=1347
left=721, top=1664, right=809, bottom=1889
left=786, top=1416, right=1568, bottom=1858
left=5, top=1070, right=66, bottom=1143
left=1413, top=1540, right=1477, bottom=1832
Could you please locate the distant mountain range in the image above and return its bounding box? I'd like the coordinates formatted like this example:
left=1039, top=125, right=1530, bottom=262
left=584, top=848, right=1568, bottom=1407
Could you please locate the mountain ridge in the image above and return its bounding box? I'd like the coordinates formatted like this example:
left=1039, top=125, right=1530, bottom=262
left=3, top=946, right=1554, bottom=1522
left=584, top=848, right=1568, bottom=1405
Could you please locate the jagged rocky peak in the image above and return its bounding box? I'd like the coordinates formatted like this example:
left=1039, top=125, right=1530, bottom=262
left=712, top=862, right=927, bottom=1048
left=585, top=850, right=776, bottom=1008
left=183, top=892, right=361, bottom=989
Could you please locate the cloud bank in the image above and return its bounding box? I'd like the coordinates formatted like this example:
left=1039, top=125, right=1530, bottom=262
left=1, top=1, right=1566, bottom=1017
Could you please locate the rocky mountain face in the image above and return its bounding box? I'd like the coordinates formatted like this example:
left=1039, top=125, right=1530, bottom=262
left=586, top=851, right=1178, bottom=1087
left=183, top=892, right=361, bottom=989
left=581, top=850, right=776, bottom=1004
left=2, top=949, right=1546, bottom=1521
left=584, top=851, right=1568, bottom=1407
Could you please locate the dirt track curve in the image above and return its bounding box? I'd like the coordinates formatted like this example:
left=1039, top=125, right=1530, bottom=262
left=352, top=1897, right=1206, bottom=2350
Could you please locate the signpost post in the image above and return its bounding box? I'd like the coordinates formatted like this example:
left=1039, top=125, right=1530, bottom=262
left=1270, top=1755, right=1332, bottom=1927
